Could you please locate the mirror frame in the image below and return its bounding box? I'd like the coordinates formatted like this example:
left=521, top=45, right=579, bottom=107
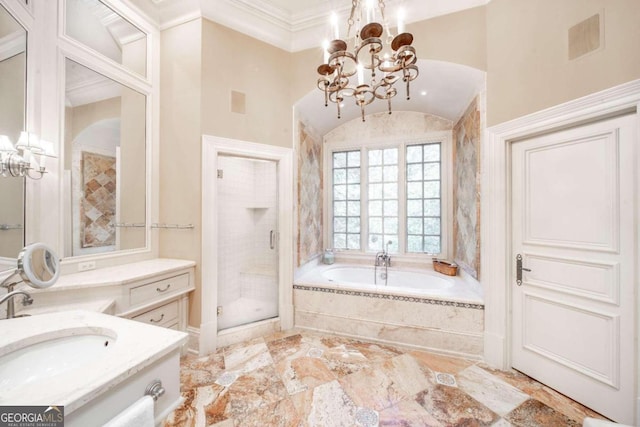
left=56, top=0, right=156, bottom=267
left=14, top=0, right=160, bottom=273
left=0, top=0, right=33, bottom=272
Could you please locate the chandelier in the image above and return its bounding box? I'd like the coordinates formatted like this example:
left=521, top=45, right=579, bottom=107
left=317, top=0, right=419, bottom=121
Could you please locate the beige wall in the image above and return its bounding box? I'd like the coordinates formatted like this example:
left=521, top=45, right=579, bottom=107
left=159, top=2, right=640, bottom=328
left=201, top=19, right=293, bottom=148
left=160, top=19, right=297, bottom=327
left=486, top=0, right=640, bottom=126
left=410, top=6, right=487, bottom=71
left=159, top=19, right=203, bottom=327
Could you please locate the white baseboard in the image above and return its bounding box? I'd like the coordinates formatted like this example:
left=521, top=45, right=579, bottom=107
left=483, top=331, right=507, bottom=369
left=186, top=326, right=200, bottom=355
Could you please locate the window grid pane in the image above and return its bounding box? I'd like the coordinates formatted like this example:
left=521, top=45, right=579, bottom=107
left=406, top=143, right=441, bottom=254
left=368, top=148, right=398, bottom=252
left=333, top=150, right=361, bottom=249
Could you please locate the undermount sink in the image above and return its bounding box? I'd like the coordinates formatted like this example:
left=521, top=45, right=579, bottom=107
left=0, top=328, right=117, bottom=392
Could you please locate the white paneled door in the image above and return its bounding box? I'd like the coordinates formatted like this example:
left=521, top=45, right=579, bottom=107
left=511, top=115, right=636, bottom=424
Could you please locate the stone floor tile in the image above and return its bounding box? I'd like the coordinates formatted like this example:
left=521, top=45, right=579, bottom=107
left=505, top=398, right=581, bottom=427
left=415, top=384, right=500, bottom=426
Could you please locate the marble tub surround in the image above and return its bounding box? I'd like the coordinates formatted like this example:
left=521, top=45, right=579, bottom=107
left=164, top=330, right=606, bottom=426
left=0, top=310, right=187, bottom=414
left=294, top=263, right=484, bottom=357
left=296, top=262, right=483, bottom=304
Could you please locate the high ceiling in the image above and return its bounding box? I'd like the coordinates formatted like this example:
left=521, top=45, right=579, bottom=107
left=130, top=0, right=488, bottom=134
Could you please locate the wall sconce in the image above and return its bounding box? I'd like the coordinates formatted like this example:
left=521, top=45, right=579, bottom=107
left=0, top=132, right=56, bottom=179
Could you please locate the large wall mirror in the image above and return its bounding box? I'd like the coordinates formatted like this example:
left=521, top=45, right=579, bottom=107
left=0, top=3, right=26, bottom=270
left=65, top=0, right=147, bottom=78
left=63, top=58, right=146, bottom=258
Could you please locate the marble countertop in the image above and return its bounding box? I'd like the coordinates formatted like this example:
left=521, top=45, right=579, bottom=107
left=15, top=298, right=116, bottom=316
left=31, top=258, right=196, bottom=293
left=0, top=310, right=188, bottom=413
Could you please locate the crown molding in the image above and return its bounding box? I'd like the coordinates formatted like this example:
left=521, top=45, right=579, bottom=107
left=132, top=0, right=491, bottom=52
left=0, top=30, right=26, bottom=62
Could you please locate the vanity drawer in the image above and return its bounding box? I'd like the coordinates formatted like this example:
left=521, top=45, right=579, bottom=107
left=132, top=300, right=179, bottom=326
left=129, top=273, right=189, bottom=306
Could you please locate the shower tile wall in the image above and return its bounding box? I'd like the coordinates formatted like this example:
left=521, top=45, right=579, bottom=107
left=217, top=157, right=278, bottom=312
left=218, top=157, right=255, bottom=306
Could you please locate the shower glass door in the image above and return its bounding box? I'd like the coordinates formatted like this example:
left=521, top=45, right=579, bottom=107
left=216, top=155, right=279, bottom=331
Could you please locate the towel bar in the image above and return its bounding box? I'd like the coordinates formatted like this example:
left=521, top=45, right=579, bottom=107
left=144, top=379, right=165, bottom=401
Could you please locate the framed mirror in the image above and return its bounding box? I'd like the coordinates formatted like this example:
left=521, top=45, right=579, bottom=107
left=64, top=0, right=147, bottom=78
left=63, top=58, right=146, bottom=258
left=0, top=2, right=26, bottom=271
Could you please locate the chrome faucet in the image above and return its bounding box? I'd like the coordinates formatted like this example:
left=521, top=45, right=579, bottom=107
left=0, top=289, right=33, bottom=319
left=374, top=241, right=392, bottom=285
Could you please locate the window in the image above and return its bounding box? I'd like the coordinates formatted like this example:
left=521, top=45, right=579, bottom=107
left=368, top=148, right=399, bottom=253
left=328, top=136, right=448, bottom=257
left=332, top=150, right=361, bottom=250
left=406, top=143, right=441, bottom=254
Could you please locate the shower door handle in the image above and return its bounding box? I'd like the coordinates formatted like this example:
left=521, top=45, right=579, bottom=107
left=270, top=230, right=276, bottom=250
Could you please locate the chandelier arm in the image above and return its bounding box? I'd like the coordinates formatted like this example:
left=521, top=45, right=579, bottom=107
left=347, top=0, right=358, bottom=39
left=377, top=0, right=392, bottom=39
left=316, top=0, right=418, bottom=121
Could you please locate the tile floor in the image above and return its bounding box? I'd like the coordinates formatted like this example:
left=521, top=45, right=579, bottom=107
left=164, top=329, right=607, bottom=427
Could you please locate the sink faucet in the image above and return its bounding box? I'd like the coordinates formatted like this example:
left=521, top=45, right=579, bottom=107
left=1, top=289, right=33, bottom=319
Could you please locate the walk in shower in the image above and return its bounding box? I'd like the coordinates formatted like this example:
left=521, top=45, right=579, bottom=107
left=216, top=155, right=279, bottom=331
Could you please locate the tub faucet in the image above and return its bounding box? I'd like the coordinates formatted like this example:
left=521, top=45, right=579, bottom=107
left=0, top=289, right=33, bottom=319
left=375, top=240, right=392, bottom=268
left=374, top=241, right=393, bottom=285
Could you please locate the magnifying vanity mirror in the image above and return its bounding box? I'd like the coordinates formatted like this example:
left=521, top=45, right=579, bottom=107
left=0, top=3, right=27, bottom=271
left=1, top=243, right=59, bottom=319
left=63, top=59, right=147, bottom=257
left=17, top=242, right=60, bottom=289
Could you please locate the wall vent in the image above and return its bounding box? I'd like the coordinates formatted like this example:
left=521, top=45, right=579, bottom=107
left=568, top=13, right=603, bottom=60
left=230, top=90, right=246, bottom=114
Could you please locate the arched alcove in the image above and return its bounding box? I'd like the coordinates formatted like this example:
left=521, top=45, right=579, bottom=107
left=293, top=60, right=485, bottom=279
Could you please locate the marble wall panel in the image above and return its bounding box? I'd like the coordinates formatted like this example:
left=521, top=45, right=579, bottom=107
left=452, top=96, right=481, bottom=279
left=297, top=121, right=323, bottom=266
left=81, top=151, right=116, bottom=248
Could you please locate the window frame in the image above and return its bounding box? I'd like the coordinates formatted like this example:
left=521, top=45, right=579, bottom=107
left=323, top=131, right=452, bottom=262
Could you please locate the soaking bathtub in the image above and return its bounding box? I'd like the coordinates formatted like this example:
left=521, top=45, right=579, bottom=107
left=293, top=263, right=485, bottom=357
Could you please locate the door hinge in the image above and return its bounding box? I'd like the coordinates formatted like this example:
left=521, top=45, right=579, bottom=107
left=217, top=169, right=223, bottom=179
left=217, top=306, right=223, bottom=316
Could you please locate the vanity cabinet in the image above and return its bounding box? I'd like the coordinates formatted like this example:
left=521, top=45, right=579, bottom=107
left=18, top=259, right=196, bottom=335
left=119, top=271, right=193, bottom=331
